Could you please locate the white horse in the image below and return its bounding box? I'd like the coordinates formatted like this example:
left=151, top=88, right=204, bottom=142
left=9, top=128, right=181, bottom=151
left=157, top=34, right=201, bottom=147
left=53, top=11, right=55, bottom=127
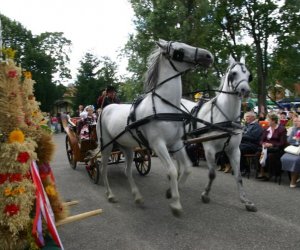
left=97, top=39, right=213, bottom=216
left=181, top=55, right=257, bottom=212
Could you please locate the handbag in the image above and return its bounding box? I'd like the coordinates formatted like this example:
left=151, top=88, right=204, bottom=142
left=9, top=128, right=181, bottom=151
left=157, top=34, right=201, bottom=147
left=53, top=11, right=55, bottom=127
left=284, top=145, right=300, bottom=155
left=259, top=146, right=267, bottom=167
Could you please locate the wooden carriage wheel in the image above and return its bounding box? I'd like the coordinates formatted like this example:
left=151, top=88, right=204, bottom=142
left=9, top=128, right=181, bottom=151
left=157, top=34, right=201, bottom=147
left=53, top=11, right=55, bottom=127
left=134, top=150, right=151, bottom=176
left=65, top=135, right=77, bottom=169
left=86, top=160, right=100, bottom=184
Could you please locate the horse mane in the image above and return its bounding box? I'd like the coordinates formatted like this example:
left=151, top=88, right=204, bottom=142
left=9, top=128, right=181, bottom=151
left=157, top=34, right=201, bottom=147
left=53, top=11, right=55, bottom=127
left=144, top=47, right=161, bottom=92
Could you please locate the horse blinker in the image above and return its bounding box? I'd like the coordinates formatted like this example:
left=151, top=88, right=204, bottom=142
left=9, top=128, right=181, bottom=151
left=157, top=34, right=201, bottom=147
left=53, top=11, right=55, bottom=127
left=249, top=74, right=253, bottom=82
left=172, top=48, right=184, bottom=62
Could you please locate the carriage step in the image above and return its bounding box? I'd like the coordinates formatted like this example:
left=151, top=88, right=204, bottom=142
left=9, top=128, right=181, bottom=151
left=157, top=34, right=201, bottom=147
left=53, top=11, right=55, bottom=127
left=185, top=131, right=230, bottom=144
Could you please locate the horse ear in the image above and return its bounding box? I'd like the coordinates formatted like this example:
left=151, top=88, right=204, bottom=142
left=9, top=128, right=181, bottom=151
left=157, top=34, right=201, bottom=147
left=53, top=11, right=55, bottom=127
left=156, top=39, right=167, bottom=49
left=228, top=55, right=235, bottom=65
left=240, top=56, right=246, bottom=64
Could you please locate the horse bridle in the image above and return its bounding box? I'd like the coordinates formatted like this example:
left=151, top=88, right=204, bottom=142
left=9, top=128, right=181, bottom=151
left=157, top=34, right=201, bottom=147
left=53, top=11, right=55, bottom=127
left=227, top=62, right=252, bottom=93
left=164, top=41, right=200, bottom=72
left=145, top=41, right=199, bottom=93
left=210, top=62, right=252, bottom=123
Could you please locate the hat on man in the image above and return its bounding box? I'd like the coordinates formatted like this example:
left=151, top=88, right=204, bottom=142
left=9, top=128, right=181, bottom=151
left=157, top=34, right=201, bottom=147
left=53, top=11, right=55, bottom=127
left=106, top=85, right=116, bottom=93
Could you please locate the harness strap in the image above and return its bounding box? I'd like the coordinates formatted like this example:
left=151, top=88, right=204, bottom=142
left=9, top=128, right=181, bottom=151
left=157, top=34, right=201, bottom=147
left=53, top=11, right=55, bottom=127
left=184, top=88, right=239, bottom=96
left=169, top=144, right=186, bottom=154
left=127, top=129, right=147, bottom=149
left=100, top=61, right=247, bottom=152
left=187, top=121, right=240, bottom=137
left=153, top=92, right=242, bottom=136
left=145, top=69, right=191, bottom=94
left=215, top=135, right=232, bottom=165
left=168, top=59, right=179, bottom=72
left=101, top=113, right=191, bottom=151
left=213, top=100, right=241, bottom=123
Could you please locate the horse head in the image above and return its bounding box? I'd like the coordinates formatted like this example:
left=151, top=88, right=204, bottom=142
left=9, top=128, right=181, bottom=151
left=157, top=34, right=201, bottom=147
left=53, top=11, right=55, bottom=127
left=225, top=55, right=252, bottom=98
left=145, top=39, right=213, bottom=92
left=156, top=39, right=214, bottom=70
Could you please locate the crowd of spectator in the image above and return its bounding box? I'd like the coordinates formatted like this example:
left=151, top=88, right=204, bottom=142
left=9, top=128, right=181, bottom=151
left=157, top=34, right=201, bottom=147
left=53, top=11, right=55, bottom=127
left=46, top=89, right=300, bottom=189
left=218, top=108, right=300, bottom=189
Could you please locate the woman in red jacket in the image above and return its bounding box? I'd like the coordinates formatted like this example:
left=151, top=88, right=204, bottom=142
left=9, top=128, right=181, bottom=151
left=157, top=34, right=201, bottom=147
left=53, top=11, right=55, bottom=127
left=258, top=113, right=287, bottom=181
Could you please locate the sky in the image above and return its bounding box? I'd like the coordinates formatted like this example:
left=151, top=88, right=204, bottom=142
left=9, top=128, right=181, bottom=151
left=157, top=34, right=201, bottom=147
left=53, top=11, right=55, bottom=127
left=0, top=0, right=136, bottom=84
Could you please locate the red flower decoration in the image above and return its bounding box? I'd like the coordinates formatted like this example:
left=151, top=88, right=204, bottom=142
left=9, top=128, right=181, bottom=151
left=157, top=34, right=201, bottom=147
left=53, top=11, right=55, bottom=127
left=17, top=152, right=30, bottom=163
left=0, top=173, right=24, bottom=183
left=8, top=70, right=17, bottom=78
left=0, top=174, right=9, bottom=184
left=23, top=171, right=32, bottom=180
left=4, top=204, right=20, bottom=216
left=9, top=173, right=23, bottom=182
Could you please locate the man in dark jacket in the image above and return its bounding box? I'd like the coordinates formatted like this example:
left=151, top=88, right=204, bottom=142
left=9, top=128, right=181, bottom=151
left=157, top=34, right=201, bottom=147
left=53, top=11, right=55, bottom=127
left=102, top=85, right=120, bottom=109
left=240, top=111, right=263, bottom=175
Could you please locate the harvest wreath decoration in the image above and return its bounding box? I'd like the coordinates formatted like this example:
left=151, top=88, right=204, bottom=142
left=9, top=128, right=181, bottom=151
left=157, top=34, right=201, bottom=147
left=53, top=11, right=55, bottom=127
left=0, top=49, right=67, bottom=250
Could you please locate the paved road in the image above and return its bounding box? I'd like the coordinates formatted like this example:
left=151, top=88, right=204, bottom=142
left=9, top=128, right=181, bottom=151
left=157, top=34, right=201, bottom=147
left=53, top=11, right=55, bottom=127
left=51, top=133, right=300, bottom=250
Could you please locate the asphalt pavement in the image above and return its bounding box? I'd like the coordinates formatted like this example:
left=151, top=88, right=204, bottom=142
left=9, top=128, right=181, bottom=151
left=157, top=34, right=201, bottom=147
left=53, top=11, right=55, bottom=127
left=51, top=133, right=300, bottom=250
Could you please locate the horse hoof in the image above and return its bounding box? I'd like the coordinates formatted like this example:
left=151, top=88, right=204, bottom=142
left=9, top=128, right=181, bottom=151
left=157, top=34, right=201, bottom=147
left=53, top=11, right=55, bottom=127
left=245, top=203, right=257, bottom=212
left=108, top=196, right=118, bottom=203
left=201, top=193, right=210, bottom=203
left=170, top=205, right=183, bottom=217
left=135, top=197, right=144, bottom=205
left=166, top=188, right=172, bottom=199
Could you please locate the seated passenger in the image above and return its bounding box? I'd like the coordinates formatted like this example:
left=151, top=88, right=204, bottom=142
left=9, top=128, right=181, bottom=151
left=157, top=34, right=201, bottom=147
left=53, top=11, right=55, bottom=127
left=240, top=111, right=263, bottom=176
left=281, top=117, right=300, bottom=188
left=78, top=105, right=97, bottom=140
left=258, top=113, right=287, bottom=181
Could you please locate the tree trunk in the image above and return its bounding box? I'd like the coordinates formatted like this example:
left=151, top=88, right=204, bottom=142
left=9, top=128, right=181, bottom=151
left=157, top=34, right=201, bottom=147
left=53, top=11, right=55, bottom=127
left=255, top=42, right=267, bottom=115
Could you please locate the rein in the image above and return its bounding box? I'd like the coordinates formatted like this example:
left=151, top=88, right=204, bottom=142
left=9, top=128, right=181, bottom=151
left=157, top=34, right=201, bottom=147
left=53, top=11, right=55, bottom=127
left=99, top=42, right=214, bottom=152
left=184, top=88, right=239, bottom=96
left=100, top=68, right=193, bottom=151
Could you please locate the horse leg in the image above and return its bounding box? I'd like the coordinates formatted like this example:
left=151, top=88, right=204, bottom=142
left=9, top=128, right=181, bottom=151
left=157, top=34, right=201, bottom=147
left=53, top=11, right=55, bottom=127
left=227, top=150, right=257, bottom=212
left=153, top=142, right=182, bottom=217
left=201, top=151, right=216, bottom=203
left=121, top=147, right=144, bottom=204
left=165, top=147, right=192, bottom=200
left=101, top=146, right=117, bottom=203
left=174, top=146, right=192, bottom=188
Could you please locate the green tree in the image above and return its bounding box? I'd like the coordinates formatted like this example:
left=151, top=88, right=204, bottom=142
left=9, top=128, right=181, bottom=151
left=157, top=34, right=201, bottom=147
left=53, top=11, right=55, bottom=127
left=124, top=0, right=300, bottom=110
left=74, top=53, right=119, bottom=109
left=270, top=0, right=300, bottom=91
left=190, top=0, right=288, bottom=111
left=124, top=0, right=242, bottom=98
left=1, top=14, right=72, bottom=111
left=37, top=32, right=72, bottom=82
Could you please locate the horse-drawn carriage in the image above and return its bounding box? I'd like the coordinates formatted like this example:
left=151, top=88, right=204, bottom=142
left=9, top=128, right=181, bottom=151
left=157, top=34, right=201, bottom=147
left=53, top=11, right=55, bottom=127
left=63, top=117, right=151, bottom=184
left=62, top=39, right=257, bottom=216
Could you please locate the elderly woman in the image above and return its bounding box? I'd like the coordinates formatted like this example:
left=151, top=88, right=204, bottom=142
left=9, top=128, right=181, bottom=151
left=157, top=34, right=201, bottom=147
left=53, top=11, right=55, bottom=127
left=281, top=117, right=300, bottom=188
left=78, top=105, right=97, bottom=140
left=257, top=113, right=287, bottom=181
